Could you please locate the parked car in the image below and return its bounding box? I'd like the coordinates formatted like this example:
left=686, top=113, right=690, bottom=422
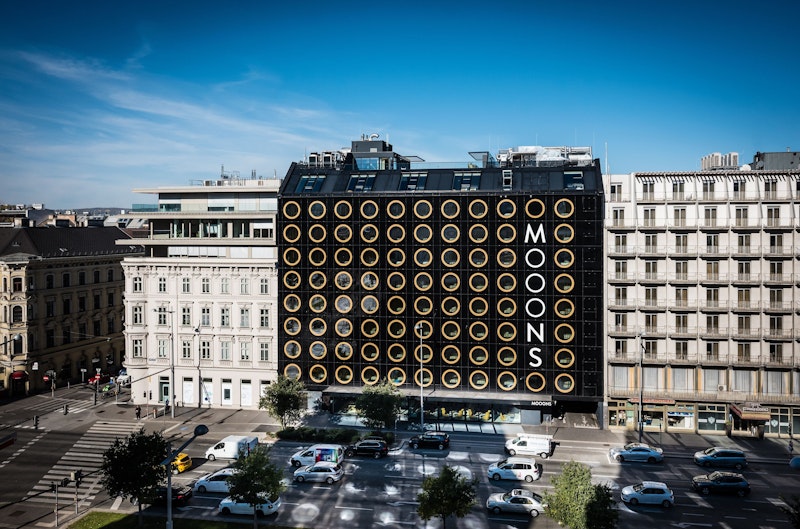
left=409, top=431, right=450, bottom=450
left=170, top=452, right=192, bottom=475
left=608, top=442, right=664, bottom=463
left=345, top=439, right=388, bottom=459
left=138, top=484, right=193, bottom=507
left=293, top=461, right=344, bottom=484
left=194, top=468, right=238, bottom=493
left=790, top=456, right=800, bottom=470
left=486, top=488, right=545, bottom=517
left=87, top=373, right=110, bottom=385
left=620, top=481, right=674, bottom=507
left=693, top=447, right=747, bottom=470
left=487, top=457, right=540, bottom=482
left=691, top=471, right=750, bottom=496
left=218, top=494, right=281, bottom=517
left=289, top=444, right=345, bottom=467
left=116, top=373, right=131, bottom=386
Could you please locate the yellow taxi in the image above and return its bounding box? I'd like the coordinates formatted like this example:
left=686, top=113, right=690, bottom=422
left=171, top=452, right=193, bottom=475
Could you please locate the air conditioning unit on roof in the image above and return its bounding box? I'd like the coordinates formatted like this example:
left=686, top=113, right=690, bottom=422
left=717, top=384, right=727, bottom=392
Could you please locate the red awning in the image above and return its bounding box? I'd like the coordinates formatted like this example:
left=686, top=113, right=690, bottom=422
left=10, top=371, right=27, bottom=380
left=730, top=404, right=770, bottom=421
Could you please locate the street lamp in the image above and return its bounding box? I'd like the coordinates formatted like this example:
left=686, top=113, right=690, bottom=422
left=638, top=333, right=645, bottom=443
left=162, top=424, right=208, bottom=529
left=414, top=322, right=425, bottom=432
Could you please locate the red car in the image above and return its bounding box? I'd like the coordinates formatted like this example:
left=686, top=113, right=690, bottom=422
left=88, top=373, right=110, bottom=385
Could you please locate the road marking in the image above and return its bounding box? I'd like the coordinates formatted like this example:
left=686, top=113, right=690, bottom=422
left=110, top=496, right=123, bottom=510
left=335, top=505, right=372, bottom=511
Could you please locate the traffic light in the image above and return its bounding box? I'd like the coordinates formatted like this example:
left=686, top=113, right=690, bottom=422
left=33, top=416, right=39, bottom=429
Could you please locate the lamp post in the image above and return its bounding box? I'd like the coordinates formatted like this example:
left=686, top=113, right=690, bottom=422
left=638, top=333, right=645, bottom=443
left=415, top=322, right=425, bottom=432
left=162, top=424, right=208, bottom=529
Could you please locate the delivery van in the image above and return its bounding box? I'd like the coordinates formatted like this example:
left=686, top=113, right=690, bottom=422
left=290, top=444, right=345, bottom=467
left=205, top=435, right=258, bottom=461
left=504, top=433, right=558, bottom=459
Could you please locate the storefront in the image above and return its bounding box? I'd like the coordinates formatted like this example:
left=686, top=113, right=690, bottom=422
left=730, top=403, right=770, bottom=437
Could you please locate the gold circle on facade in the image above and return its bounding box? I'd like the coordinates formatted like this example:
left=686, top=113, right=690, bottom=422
left=360, top=200, right=379, bottom=219
left=335, top=318, right=353, bottom=337
left=497, top=297, right=516, bottom=317
left=283, top=271, right=301, bottom=289
left=497, top=371, right=517, bottom=391
left=497, top=322, right=517, bottom=342
left=335, top=365, right=353, bottom=384
left=469, top=321, right=488, bottom=341
left=415, top=343, right=432, bottom=363
left=442, top=321, right=461, bottom=341
left=387, top=343, right=406, bottom=362
left=283, top=247, right=301, bottom=266
left=442, top=369, right=460, bottom=389
left=335, top=271, right=353, bottom=290
left=309, top=318, right=327, bottom=336
left=554, top=223, right=574, bottom=244
left=525, top=198, right=545, bottom=219
left=555, top=298, right=575, bottom=318
left=414, top=200, right=432, bottom=219
left=334, top=248, right=352, bottom=267
left=360, top=224, right=379, bottom=243
left=309, top=224, right=326, bottom=243
left=497, top=346, right=517, bottom=366
left=414, top=248, right=432, bottom=267
left=388, top=367, right=406, bottom=385
left=441, top=199, right=460, bottom=219
left=309, top=201, right=326, bottom=219
left=555, top=273, right=575, bottom=293
left=469, top=273, right=488, bottom=292
left=282, top=201, right=300, bottom=219
left=361, top=271, right=379, bottom=290
left=497, top=199, right=516, bottom=219
left=387, top=200, right=405, bottom=219
left=388, top=248, right=406, bottom=267
left=555, top=348, right=575, bottom=368
left=284, top=363, right=301, bottom=380
left=554, top=323, right=575, bottom=343
left=361, top=247, right=380, bottom=267
left=525, top=372, right=546, bottom=392
left=334, top=200, right=352, bottom=220
left=386, top=295, right=404, bottom=315
left=335, top=342, right=353, bottom=360
left=335, top=295, right=352, bottom=314
left=469, top=248, right=488, bottom=268
left=555, top=198, right=575, bottom=218
left=414, top=296, right=433, bottom=315
left=414, top=320, right=433, bottom=339
left=554, top=249, right=575, bottom=268
left=284, top=317, right=301, bottom=336
left=388, top=272, right=406, bottom=291
left=441, top=344, right=460, bottom=364
left=414, top=272, right=432, bottom=291
left=441, top=224, right=460, bottom=243
left=414, top=224, right=432, bottom=243
left=361, top=342, right=379, bottom=361
left=309, top=294, right=326, bottom=313
left=362, top=366, right=380, bottom=385
left=362, top=295, right=380, bottom=314
left=309, top=271, right=327, bottom=289
left=469, top=199, right=488, bottom=219
left=361, top=319, right=379, bottom=338
left=469, top=224, right=488, bottom=244
left=442, top=296, right=460, bottom=316
left=387, top=224, right=406, bottom=243
left=469, top=346, right=488, bottom=366
left=469, top=370, right=489, bottom=390
left=497, top=223, right=516, bottom=243
left=335, top=224, right=352, bottom=243
left=284, top=340, right=301, bottom=359
left=284, top=294, right=301, bottom=312
left=469, top=297, right=487, bottom=317
left=497, top=273, right=517, bottom=292
left=497, top=249, right=517, bottom=268
left=555, top=373, right=575, bottom=393
left=309, top=341, right=326, bottom=360
left=414, top=368, right=433, bottom=388
left=442, top=248, right=460, bottom=268
left=388, top=319, right=406, bottom=339
left=309, top=248, right=326, bottom=267
left=283, top=224, right=301, bottom=243
left=442, top=272, right=460, bottom=292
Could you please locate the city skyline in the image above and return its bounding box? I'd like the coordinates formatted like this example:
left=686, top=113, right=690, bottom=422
left=1, top=0, right=798, bottom=209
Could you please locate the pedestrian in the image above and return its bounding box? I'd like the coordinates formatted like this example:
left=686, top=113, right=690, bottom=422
left=135, top=405, right=141, bottom=420
left=789, top=439, right=794, bottom=454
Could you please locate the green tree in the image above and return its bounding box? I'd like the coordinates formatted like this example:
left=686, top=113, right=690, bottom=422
left=226, top=444, right=287, bottom=529
left=99, top=428, right=168, bottom=527
left=259, top=374, right=307, bottom=429
left=544, top=460, right=617, bottom=529
left=417, top=465, right=478, bottom=529
left=355, top=378, right=404, bottom=430
left=780, top=495, right=800, bottom=528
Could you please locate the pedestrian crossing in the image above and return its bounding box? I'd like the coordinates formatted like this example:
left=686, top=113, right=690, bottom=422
left=23, top=393, right=99, bottom=416
left=24, top=420, right=142, bottom=507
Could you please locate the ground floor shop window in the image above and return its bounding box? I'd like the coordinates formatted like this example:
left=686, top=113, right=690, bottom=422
left=698, top=403, right=726, bottom=432
left=765, top=407, right=791, bottom=435
left=666, top=403, right=695, bottom=430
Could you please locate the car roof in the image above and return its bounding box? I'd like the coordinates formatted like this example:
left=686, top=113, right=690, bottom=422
left=640, top=481, right=669, bottom=488
left=309, top=461, right=339, bottom=468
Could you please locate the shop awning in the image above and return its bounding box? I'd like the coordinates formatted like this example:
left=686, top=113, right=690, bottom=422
left=730, top=404, right=770, bottom=421
left=10, top=371, right=27, bottom=380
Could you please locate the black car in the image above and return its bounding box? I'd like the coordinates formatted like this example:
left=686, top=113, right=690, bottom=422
left=345, top=439, right=389, bottom=458
left=140, top=485, right=193, bottom=507
left=691, top=471, right=750, bottom=496
left=409, top=432, right=450, bottom=450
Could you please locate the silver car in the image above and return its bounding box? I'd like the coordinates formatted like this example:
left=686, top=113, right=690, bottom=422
left=608, top=442, right=663, bottom=463
left=194, top=468, right=238, bottom=493
left=486, top=488, right=544, bottom=517
left=293, top=461, right=344, bottom=484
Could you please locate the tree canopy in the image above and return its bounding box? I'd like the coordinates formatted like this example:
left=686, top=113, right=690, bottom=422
left=355, top=378, right=404, bottom=430
left=417, top=465, right=478, bottom=529
left=544, top=460, right=618, bottom=529
left=227, top=444, right=286, bottom=529
left=780, top=495, right=800, bottom=528
left=259, top=375, right=307, bottom=429
left=100, top=428, right=168, bottom=527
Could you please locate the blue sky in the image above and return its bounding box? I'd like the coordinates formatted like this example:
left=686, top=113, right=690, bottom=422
left=1, top=0, right=798, bottom=209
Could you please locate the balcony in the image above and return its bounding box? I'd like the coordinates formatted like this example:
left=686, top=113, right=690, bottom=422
left=699, top=328, right=729, bottom=339
left=730, top=329, right=759, bottom=340
left=609, top=245, right=635, bottom=257
left=669, top=326, right=697, bottom=338
left=765, top=328, right=793, bottom=340
left=639, top=298, right=667, bottom=311
left=608, top=272, right=636, bottom=283
left=609, top=299, right=636, bottom=310
left=608, top=325, right=637, bottom=337
left=639, top=272, right=667, bottom=284
left=765, top=301, right=794, bottom=313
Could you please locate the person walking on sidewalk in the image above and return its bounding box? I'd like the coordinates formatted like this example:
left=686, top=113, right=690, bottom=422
left=135, top=405, right=141, bottom=420
left=789, top=438, right=794, bottom=454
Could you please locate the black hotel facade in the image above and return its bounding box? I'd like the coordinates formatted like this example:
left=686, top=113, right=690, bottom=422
left=277, top=136, right=605, bottom=425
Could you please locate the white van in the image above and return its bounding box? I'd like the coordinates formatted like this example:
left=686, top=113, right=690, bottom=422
left=505, top=433, right=558, bottom=459
left=290, top=444, right=345, bottom=467
left=205, top=435, right=258, bottom=461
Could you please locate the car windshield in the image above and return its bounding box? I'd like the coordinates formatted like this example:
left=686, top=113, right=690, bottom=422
left=707, top=471, right=722, bottom=480
left=632, top=483, right=645, bottom=492
left=703, top=447, right=717, bottom=455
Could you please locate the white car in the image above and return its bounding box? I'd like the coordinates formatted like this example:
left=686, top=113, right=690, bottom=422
left=486, top=488, right=545, bottom=517
left=194, top=468, right=238, bottom=493
left=620, top=481, right=674, bottom=507
left=487, top=457, right=540, bottom=482
left=218, top=495, right=281, bottom=517
left=293, top=461, right=344, bottom=484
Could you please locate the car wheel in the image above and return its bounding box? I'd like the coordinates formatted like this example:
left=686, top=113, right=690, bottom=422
left=737, top=489, right=748, bottom=497
left=411, top=442, right=419, bottom=449
left=373, top=452, right=381, bottom=459
left=615, top=455, right=624, bottom=462
left=438, top=443, right=445, bottom=450
left=700, top=487, right=710, bottom=495
left=207, top=454, right=216, bottom=461
left=326, top=477, right=334, bottom=484
left=530, top=509, right=540, bottom=518
left=296, top=475, right=305, bottom=482
left=524, top=475, right=534, bottom=483
left=197, top=486, right=207, bottom=493
left=734, top=463, right=744, bottom=470
left=346, top=450, right=354, bottom=457
left=492, top=506, right=501, bottom=515
left=492, top=473, right=501, bottom=481
left=293, top=460, right=302, bottom=467
left=256, top=510, right=265, bottom=518
left=647, top=457, right=656, bottom=464
left=539, top=452, right=549, bottom=459
left=702, top=461, right=711, bottom=467
left=662, top=500, right=672, bottom=508
left=508, top=449, right=516, bottom=456
left=629, top=498, right=638, bottom=506
left=221, top=507, right=231, bottom=515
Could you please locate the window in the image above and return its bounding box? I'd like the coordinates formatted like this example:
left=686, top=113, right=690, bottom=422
left=133, top=277, right=142, bottom=292
left=737, top=288, right=751, bottom=309
left=706, top=288, right=719, bottom=308
left=706, top=342, right=719, bottom=361
left=220, top=341, right=231, bottom=361
left=202, top=278, right=210, bottom=293
left=675, top=261, right=687, bottom=280
left=770, top=316, right=784, bottom=337
left=738, top=261, right=751, bottom=281
left=770, top=289, right=783, bottom=309
left=240, top=342, right=250, bottom=361
left=614, top=287, right=627, bottom=305
left=220, top=307, right=230, bottom=327
left=240, top=278, right=249, bottom=295
left=158, top=277, right=167, bottom=293
left=645, top=287, right=658, bottom=307
left=612, top=208, right=625, bottom=226
left=770, top=261, right=784, bottom=281
left=672, top=366, right=691, bottom=389
left=770, top=343, right=783, bottom=363
left=615, top=261, right=627, bottom=280
left=609, top=183, right=622, bottom=201
left=78, top=295, right=86, bottom=312
left=62, top=273, right=71, bottom=287
left=703, top=181, right=715, bottom=197
left=182, top=277, right=191, bottom=293
left=220, top=278, right=229, bottom=294
left=260, top=343, right=269, bottom=362
left=706, top=261, right=719, bottom=281
left=737, top=234, right=750, bottom=253
left=733, top=181, right=746, bottom=199
left=93, top=320, right=101, bottom=337
left=614, top=313, right=627, bottom=332
left=107, top=315, right=115, bottom=334
left=764, top=180, right=777, bottom=198
left=182, top=307, right=192, bottom=326
left=675, top=341, right=688, bottom=360
left=132, top=306, right=143, bottom=325
left=93, top=270, right=101, bottom=283
left=645, top=261, right=658, bottom=280
left=201, top=307, right=211, bottom=326
left=63, top=298, right=72, bottom=314
left=706, top=234, right=718, bottom=253
left=107, top=292, right=114, bottom=307
left=93, top=293, right=101, bottom=309
left=240, top=308, right=250, bottom=327
left=78, top=272, right=86, bottom=286
left=675, top=314, right=687, bottom=333
left=645, top=314, right=658, bottom=333
left=704, top=207, right=717, bottom=227
left=706, top=315, right=719, bottom=334
left=643, top=208, right=656, bottom=227
left=673, top=207, right=686, bottom=227
left=157, top=308, right=168, bottom=325
left=200, top=340, right=211, bottom=360
left=614, top=340, right=627, bottom=358
left=46, top=299, right=55, bottom=317
left=132, top=339, right=143, bottom=358
left=672, top=181, right=684, bottom=198
left=770, top=233, right=783, bottom=253
left=675, top=234, right=687, bottom=253
left=675, top=288, right=688, bottom=307
left=158, top=339, right=169, bottom=359
left=260, top=308, right=270, bottom=328
left=182, top=340, right=192, bottom=359
left=735, top=207, right=748, bottom=227
left=260, top=278, right=269, bottom=295
left=613, top=234, right=627, bottom=253
left=641, top=182, right=654, bottom=200
left=645, top=234, right=657, bottom=253
left=767, top=206, right=780, bottom=227
left=107, top=269, right=114, bottom=282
